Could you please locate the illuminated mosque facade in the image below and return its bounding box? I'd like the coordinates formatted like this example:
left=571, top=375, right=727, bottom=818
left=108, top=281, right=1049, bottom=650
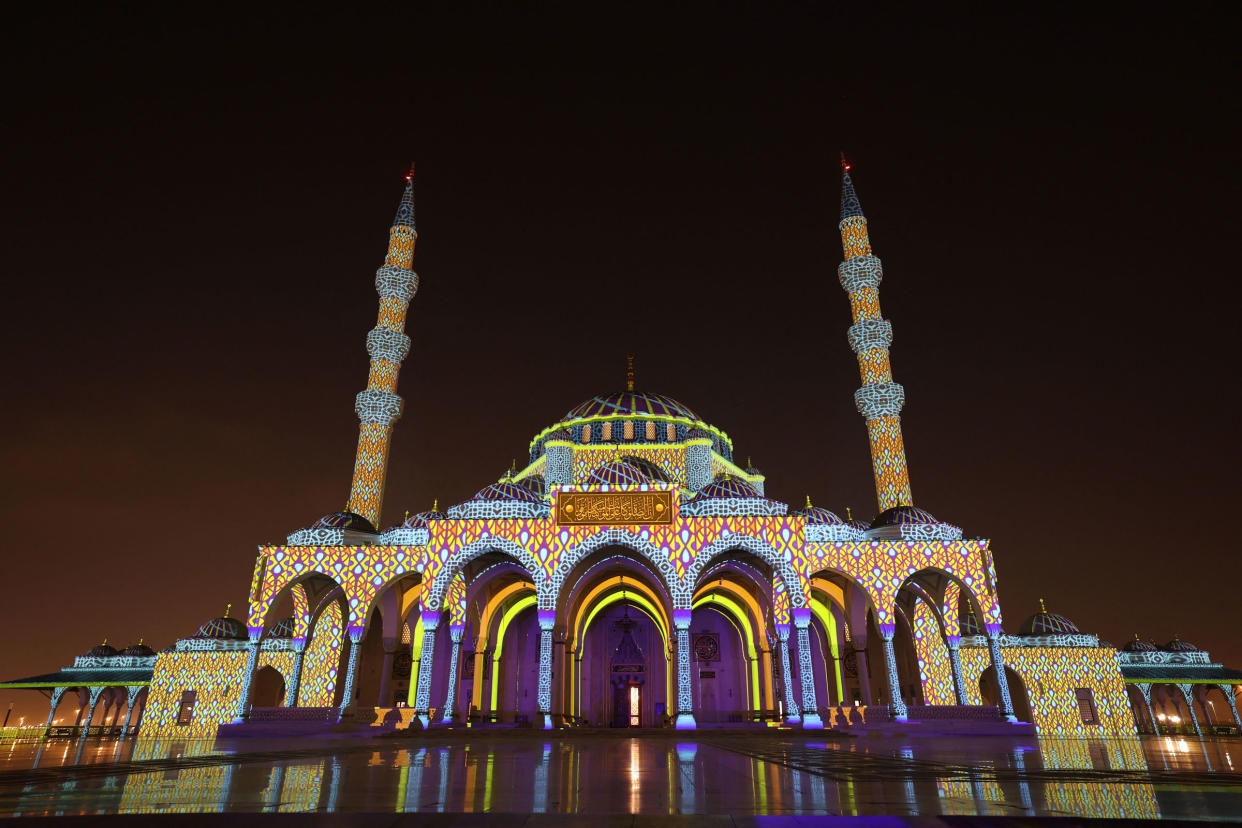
left=6, top=163, right=1241, bottom=742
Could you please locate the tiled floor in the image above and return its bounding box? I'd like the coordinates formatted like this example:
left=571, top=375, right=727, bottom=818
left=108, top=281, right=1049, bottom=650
left=0, top=731, right=1239, bottom=822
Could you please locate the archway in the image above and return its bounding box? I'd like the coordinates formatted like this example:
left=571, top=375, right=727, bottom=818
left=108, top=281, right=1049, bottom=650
left=980, top=665, right=1032, bottom=722
left=577, top=600, right=666, bottom=727
left=251, top=666, right=286, bottom=708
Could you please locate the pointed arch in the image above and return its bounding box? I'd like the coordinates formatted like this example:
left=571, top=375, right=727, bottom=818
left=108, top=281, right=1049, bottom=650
left=686, top=533, right=806, bottom=611
left=554, top=528, right=681, bottom=608
left=424, top=534, right=544, bottom=612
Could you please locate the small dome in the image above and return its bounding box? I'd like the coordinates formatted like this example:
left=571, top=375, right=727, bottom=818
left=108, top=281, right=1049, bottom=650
left=846, top=517, right=871, bottom=531
left=311, top=511, right=376, bottom=533
left=871, top=505, right=940, bottom=528
left=791, top=497, right=844, bottom=525
left=268, top=617, right=297, bottom=639
left=120, top=642, right=155, bottom=657
left=84, top=642, right=118, bottom=658
left=960, top=612, right=983, bottom=636
left=563, top=391, right=699, bottom=422
left=694, top=476, right=762, bottom=499
left=401, top=501, right=448, bottom=529
left=1162, top=636, right=1201, bottom=653
left=587, top=460, right=653, bottom=487
left=1122, top=636, right=1158, bottom=652
left=1018, top=600, right=1080, bottom=635
left=471, top=481, right=544, bottom=503
left=516, top=475, right=545, bottom=496
left=196, top=615, right=248, bottom=641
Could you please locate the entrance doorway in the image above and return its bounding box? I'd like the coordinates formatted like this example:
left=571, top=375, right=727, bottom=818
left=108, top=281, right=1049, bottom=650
left=612, top=681, right=642, bottom=727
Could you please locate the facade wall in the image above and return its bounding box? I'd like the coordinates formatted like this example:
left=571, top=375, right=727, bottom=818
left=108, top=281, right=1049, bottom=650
left=139, top=650, right=294, bottom=738
left=960, top=646, right=1136, bottom=736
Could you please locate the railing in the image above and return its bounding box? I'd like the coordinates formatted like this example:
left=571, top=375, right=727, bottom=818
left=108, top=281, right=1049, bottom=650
left=42, top=725, right=139, bottom=739
left=905, top=704, right=1002, bottom=721
left=247, top=707, right=335, bottom=722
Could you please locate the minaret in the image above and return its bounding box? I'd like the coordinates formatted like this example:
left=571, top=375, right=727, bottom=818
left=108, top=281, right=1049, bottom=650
left=838, top=157, right=913, bottom=510
left=347, top=165, right=419, bottom=527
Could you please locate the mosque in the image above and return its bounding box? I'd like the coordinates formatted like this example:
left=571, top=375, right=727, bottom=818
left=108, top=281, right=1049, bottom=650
left=5, top=162, right=1240, bottom=742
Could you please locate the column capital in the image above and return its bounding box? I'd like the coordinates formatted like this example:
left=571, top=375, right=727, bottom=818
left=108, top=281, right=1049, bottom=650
left=673, top=609, right=693, bottom=630
left=449, top=624, right=466, bottom=642
left=791, top=608, right=813, bottom=629
left=420, top=610, right=442, bottom=630
left=538, top=609, right=557, bottom=631
left=774, top=622, right=791, bottom=642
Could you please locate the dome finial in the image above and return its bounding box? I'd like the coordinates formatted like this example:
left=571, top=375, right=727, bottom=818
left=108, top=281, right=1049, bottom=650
left=805, top=494, right=813, bottom=509
left=101, top=637, right=107, bottom=647
left=404, top=509, right=410, bottom=522
left=1039, top=597, right=1047, bottom=613
left=138, top=637, right=143, bottom=646
left=225, top=603, right=232, bottom=618
left=432, top=498, right=438, bottom=512
left=845, top=505, right=854, bottom=521
left=625, top=354, right=635, bottom=392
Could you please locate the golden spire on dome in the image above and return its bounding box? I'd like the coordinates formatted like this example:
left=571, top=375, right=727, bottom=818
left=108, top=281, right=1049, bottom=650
left=1039, top=597, right=1047, bottom=613
left=805, top=495, right=813, bottom=509
left=225, top=603, right=232, bottom=618
left=625, top=354, right=635, bottom=392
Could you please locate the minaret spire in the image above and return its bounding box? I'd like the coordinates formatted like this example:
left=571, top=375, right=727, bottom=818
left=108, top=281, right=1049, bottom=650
left=347, top=166, right=420, bottom=526
left=837, top=156, right=913, bottom=510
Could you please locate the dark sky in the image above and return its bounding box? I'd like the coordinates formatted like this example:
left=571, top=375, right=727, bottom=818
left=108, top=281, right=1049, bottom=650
left=2, top=6, right=1239, bottom=721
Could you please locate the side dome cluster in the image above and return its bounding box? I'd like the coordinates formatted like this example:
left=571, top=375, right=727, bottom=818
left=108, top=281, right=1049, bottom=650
left=791, top=498, right=866, bottom=542
left=866, top=505, right=962, bottom=542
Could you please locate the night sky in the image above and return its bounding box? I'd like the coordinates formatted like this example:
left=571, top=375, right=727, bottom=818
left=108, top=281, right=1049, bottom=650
left=2, top=6, right=1239, bottom=722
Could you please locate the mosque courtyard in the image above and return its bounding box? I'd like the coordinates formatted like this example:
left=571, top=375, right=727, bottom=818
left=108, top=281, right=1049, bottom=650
left=1, top=730, right=1240, bottom=823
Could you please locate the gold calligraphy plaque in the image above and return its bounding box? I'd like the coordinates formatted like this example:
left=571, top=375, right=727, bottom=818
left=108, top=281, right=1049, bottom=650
left=556, top=490, right=673, bottom=526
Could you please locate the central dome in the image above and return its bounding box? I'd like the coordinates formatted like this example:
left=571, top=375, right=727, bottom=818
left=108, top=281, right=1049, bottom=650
left=563, top=391, right=699, bottom=422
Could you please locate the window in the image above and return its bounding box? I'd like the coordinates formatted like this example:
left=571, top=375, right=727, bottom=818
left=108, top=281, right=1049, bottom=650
left=623, top=421, right=634, bottom=440
left=666, top=423, right=676, bottom=441
left=176, top=690, right=197, bottom=726
left=1075, top=687, right=1098, bottom=725
left=601, top=422, right=612, bottom=441
left=646, top=422, right=656, bottom=441
left=581, top=425, right=591, bottom=444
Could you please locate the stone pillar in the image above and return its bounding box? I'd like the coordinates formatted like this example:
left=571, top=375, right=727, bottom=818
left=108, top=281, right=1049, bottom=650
left=775, top=625, right=800, bottom=724
left=337, top=630, right=363, bottom=720
left=121, top=687, right=141, bottom=734
left=232, top=638, right=262, bottom=723
left=81, top=686, right=104, bottom=736
left=413, top=611, right=440, bottom=726
left=1137, top=684, right=1158, bottom=735
left=855, top=648, right=873, bottom=705
left=946, top=638, right=968, bottom=705
left=440, top=624, right=465, bottom=724
left=1220, top=685, right=1242, bottom=732
left=44, top=687, right=66, bottom=733
left=378, top=645, right=397, bottom=707
left=880, top=629, right=908, bottom=721
left=285, top=641, right=307, bottom=707
left=792, top=609, right=823, bottom=729
left=1178, top=684, right=1203, bottom=737
left=986, top=634, right=1016, bottom=721
left=536, top=610, right=555, bottom=730
left=673, top=609, right=696, bottom=729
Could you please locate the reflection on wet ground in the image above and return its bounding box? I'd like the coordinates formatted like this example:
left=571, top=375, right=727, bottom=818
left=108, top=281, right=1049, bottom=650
left=0, top=731, right=1240, bottom=820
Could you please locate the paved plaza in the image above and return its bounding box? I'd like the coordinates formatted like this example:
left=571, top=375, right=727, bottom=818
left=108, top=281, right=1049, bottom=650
left=0, top=731, right=1240, bottom=823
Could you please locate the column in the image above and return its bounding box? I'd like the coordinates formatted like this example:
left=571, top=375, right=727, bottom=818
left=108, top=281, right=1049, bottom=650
left=285, top=641, right=307, bottom=707
left=121, top=687, right=141, bottom=734
left=946, top=638, right=967, bottom=705
left=43, top=687, right=66, bottom=734
left=986, top=634, right=1016, bottom=721
left=1178, top=684, right=1203, bottom=737
left=441, top=624, right=465, bottom=724
left=673, top=609, right=696, bottom=729
left=231, top=638, right=262, bottom=723
left=413, top=611, right=440, bottom=726
left=792, top=609, right=823, bottom=729
left=336, top=631, right=363, bottom=720
left=1138, top=684, right=1159, bottom=735
left=81, top=687, right=104, bottom=737
left=880, top=629, right=908, bottom=721
left=775, top=625, right=800, bottom=723
left=378, top=645, right=397, bottom=707
left=1220, top=685, right=1242, bottom=732
left=536, top=610, right=555, bottom=730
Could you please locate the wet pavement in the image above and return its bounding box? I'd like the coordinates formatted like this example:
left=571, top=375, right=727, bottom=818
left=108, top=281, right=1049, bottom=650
left=0, top=730, right=1239, bottom=822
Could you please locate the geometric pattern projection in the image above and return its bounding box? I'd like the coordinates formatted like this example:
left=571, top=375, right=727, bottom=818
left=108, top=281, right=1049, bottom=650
left=912, top=599, right=955, bottom=705
left=297, top=600, right=342, bottom=708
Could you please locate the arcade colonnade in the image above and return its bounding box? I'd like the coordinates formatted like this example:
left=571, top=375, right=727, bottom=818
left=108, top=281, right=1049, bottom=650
left=239, top=524, right=1017, bottom=731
